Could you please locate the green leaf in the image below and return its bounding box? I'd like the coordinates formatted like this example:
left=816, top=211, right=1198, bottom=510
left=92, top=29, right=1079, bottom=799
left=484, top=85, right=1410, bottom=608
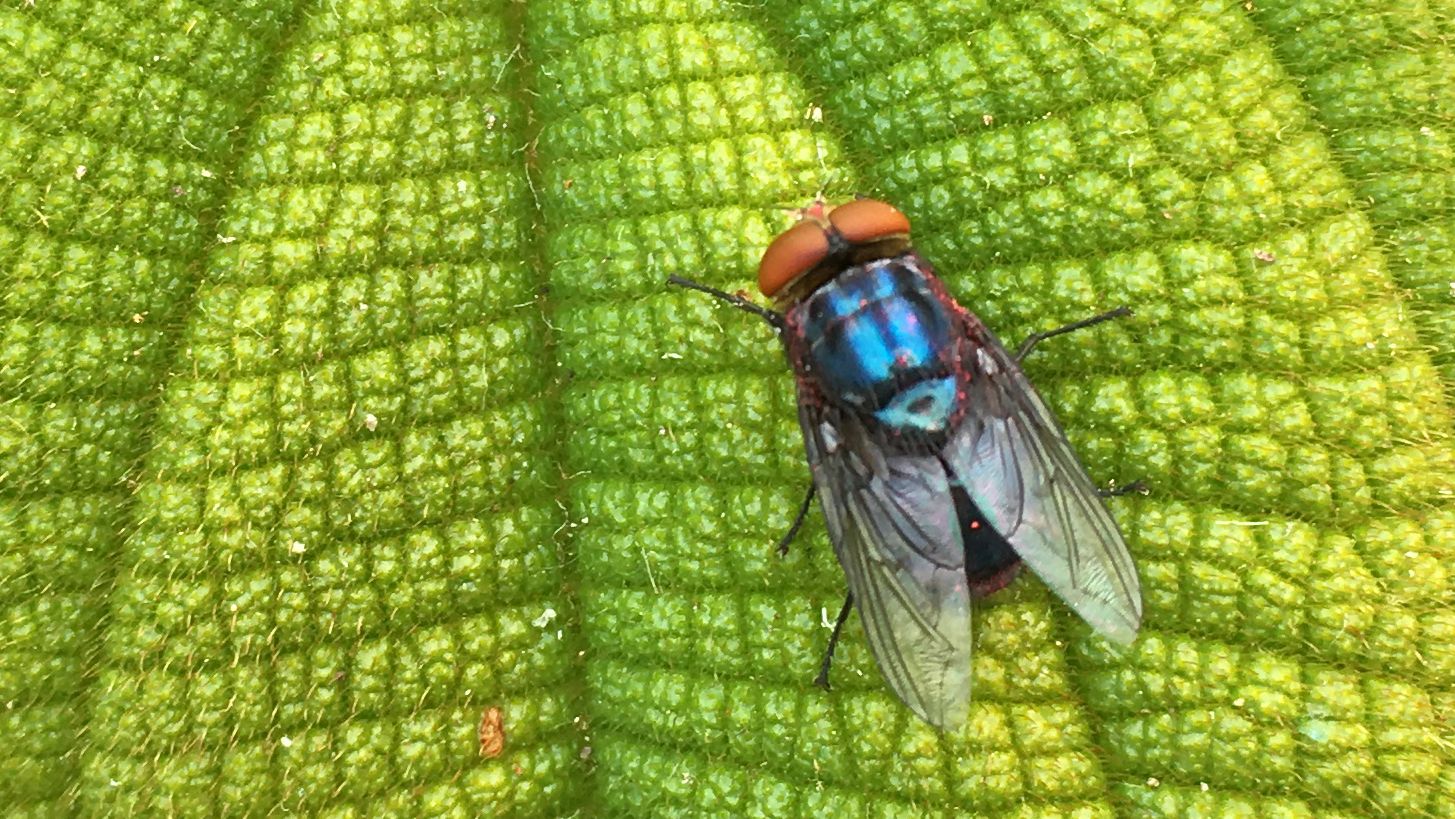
left=3, top=0, right=1453, bottom=815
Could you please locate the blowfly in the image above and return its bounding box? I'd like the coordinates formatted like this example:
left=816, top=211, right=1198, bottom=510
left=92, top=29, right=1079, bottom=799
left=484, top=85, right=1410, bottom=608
left=668, top=198, right=1142, bottom=729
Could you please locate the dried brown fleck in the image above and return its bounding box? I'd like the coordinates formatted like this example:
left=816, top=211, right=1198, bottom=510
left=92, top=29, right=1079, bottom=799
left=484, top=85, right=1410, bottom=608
left=479, top=706, right=505, bottom=758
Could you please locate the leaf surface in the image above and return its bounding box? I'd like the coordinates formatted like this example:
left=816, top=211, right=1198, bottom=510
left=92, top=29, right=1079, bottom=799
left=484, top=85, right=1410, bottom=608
left=2, top=0, right=1453, bottom=815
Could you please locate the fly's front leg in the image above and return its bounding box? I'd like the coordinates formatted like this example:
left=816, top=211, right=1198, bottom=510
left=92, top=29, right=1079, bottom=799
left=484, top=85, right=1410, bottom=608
left=1015, top=306, right=1131, bottom=361
left=666, top=275, right=785, bottom=331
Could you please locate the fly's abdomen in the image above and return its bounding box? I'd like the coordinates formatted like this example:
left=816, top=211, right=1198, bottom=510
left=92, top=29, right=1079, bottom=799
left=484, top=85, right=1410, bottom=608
left=796, top=258, right=961, bottom=435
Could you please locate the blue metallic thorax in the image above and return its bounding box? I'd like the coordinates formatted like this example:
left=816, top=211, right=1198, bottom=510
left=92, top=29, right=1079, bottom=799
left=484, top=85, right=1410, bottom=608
left=792, top=257, right=962, bottom=435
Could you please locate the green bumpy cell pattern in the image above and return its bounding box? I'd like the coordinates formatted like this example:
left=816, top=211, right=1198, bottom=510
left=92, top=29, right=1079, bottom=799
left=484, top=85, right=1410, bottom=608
left=1, top=0, right=1452, bottom=816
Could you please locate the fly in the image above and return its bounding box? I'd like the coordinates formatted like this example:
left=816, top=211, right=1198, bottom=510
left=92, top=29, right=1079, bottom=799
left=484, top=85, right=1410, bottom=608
left=669, top=198, right=1142, bottom=729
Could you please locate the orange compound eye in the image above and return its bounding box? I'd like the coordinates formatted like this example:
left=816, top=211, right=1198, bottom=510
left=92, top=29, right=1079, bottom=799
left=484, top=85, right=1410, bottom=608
left=828, top=198, right=911, bottom=244
left=758, top=220, right=830, bottom=297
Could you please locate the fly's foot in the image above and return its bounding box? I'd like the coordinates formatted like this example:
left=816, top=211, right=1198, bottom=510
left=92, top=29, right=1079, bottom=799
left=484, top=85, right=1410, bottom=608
left=1098, top=479, right=1148, bottom=498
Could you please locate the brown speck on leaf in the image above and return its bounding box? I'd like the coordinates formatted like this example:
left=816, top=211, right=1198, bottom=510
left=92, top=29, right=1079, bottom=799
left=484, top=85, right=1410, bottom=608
left=563, top=178, right=574, bottom=190
left=479, top=706, right=505, bottom=758
left=172, top=185, right=187, bottom=197
left=1253, top=249, right=1276, bottom=263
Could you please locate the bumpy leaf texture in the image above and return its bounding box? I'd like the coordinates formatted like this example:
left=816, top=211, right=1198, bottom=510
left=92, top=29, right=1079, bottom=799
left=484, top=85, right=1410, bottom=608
left=2, top=0, right=1453, bottom=816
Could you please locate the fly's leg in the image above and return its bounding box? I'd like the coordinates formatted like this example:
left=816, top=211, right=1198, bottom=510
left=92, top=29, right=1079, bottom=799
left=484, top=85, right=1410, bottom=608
left=1015, top=310, right=1144, bottom=495
left=666, top=275, right=785, bottom=331
left=1014, top=306, right=1131, bottom=361
left=1098, top=480, right=1148, bottom=498
left=814, top=593, right=854, bottom=690
left=776, top=483, right=817, bottom=557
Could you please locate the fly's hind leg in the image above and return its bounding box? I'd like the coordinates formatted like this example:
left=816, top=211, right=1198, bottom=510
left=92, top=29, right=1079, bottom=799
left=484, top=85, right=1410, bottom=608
left=1098, top=480, right=1148, bottom=498
left=814, top=593, right=854, bottom=690
left=1015, top=306, right=1131, bottom=361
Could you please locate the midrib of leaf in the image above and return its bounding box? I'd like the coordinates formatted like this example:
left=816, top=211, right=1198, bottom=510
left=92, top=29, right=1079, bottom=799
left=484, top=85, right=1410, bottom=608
left=1, top=3, right=584, bottom=814
left=49, top=1, right=583, bottom=815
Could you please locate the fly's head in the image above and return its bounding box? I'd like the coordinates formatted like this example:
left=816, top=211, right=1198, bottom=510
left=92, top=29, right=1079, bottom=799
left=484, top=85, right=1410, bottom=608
left=757, top=198, right=913, bottom=307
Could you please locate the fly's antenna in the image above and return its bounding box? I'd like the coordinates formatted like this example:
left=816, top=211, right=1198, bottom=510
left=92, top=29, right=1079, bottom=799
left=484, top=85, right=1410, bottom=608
left=776, top=171, right=843, bottom=220
left=810, top=171, right=837, bottom=208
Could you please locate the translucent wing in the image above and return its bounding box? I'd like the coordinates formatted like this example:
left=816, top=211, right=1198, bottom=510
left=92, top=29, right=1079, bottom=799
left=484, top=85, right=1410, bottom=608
left=943, top=319, right=1142, bottom=643
left=800, top=405, right=973, bottom=729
